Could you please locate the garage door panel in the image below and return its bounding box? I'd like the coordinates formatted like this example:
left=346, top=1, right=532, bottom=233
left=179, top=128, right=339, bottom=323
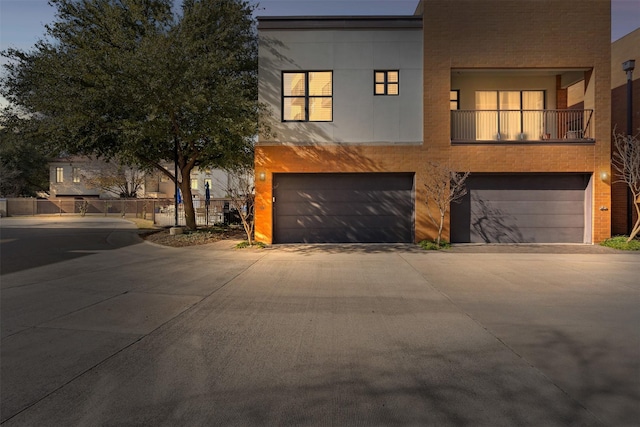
left=276, top=174, right=411, bottom=190
left=276, top=189, right=410, bottom=204
left=473, top=189, right=585, bottom=202
left=470, top=226, right=585, bottom=244
left=470, top=200, right=585, bottom=216
left=277, top=214, right=409, bottom=229
left=452, top=174, right=589, bottom=243
left=468, top=174, right=590, bottom=191
left=276, top=201, right=410, bottom=216
left=274, top=173, right=414, bottom=243
left=277, top=227, right=413, bottom=244
left=278, top=227, right=412, bottom=244
left=471, top=213, right=585, bottom=228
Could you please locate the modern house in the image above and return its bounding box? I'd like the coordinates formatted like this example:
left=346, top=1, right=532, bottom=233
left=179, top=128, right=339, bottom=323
left=254, top=0, right=611, bottom=244
left=611, top=28, right=639, bottom=236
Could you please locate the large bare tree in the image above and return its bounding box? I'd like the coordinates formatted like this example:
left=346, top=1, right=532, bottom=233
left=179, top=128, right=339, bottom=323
left=424, top=162, right=470, bottom=247
left=612, top=131, right=640, bottom=242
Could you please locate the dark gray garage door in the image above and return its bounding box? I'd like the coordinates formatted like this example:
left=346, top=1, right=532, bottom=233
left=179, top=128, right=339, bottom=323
left=273, top=173, right=414, bottom=243
left=450, top=174, right=590, bottom=243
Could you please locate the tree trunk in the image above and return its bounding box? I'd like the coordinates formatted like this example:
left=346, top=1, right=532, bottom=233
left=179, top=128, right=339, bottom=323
left=240, top=213, right=253, bottom=245
left=180, top=168, right=197, bottom=230
left=437, top=212, right=445, bottom=246
left=628, top=193, right=640, bottom=242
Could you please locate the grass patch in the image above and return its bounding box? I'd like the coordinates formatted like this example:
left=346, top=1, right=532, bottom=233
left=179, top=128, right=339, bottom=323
left=418, top=240, right=451, bottom=250
left=600, top=236, right=640, bottom=251
left=126, top=217, right=156, bottom=229
left=236, top=241, right=266, bottom=249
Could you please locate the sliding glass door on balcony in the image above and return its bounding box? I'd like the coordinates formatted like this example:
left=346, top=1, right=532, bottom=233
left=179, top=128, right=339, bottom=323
left=475, top=90, right=544, bottom=140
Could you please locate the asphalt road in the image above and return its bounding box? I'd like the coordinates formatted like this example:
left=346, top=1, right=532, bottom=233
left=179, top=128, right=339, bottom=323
left=1, top=217, right=639, bottom=426
left=0, top=216, right=141, bottom=275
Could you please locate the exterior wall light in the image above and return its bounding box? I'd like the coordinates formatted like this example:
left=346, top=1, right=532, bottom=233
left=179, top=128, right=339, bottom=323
left=259, top=171, right=266, bottom=181
left=600, top=171, right=609, bottom=181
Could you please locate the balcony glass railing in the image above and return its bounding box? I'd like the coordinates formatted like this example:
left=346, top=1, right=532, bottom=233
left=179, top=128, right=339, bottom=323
left=451, top=109, right=594, bottom=142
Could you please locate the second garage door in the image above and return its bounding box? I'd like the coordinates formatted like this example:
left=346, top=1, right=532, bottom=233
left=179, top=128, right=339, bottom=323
left=450, top=174, right=591, bottom=243
left=273, top=173, right=414, bottom=243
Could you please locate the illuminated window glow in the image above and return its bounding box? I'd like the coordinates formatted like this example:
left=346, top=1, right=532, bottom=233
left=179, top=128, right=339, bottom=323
left=450, top=90, right=459, bottom=110
left=282, top=71, right=332, bottom=122
left=475, top=90, right=545, bottom=140
left=374, top=70, right=399, bottom=96
left=72, top=167, right=81, bottom=183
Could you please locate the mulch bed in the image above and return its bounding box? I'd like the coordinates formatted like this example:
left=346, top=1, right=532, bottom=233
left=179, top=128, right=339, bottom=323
left=142, top=226, right=247, bottom=248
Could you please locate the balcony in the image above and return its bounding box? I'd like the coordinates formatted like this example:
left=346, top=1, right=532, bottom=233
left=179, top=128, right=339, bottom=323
left=451, top=109, right=594, bottom=143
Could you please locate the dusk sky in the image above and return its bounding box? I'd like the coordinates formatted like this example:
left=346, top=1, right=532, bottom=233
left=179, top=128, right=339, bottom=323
left=1, top=0, right=638, bottom=54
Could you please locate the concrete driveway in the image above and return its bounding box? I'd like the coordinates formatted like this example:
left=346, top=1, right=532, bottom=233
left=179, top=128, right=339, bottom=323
left=1, top=218, right=638, bottom=426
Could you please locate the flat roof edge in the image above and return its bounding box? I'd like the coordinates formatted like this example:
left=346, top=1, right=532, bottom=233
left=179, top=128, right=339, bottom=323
left=258, top=16, right=423, bottom=30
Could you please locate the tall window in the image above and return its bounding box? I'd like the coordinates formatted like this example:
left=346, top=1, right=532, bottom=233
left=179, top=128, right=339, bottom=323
left=282, top=71, right=333, bottom=122
left=204, top=178, right=212, bottom=190
left=475, top=90, right=544, bottom=140
left=190, top=178, right=198, bottom=190
left=374, top=70, right=399, bottom=95
left=450, top=90, right=459, bottom=110
left=56, top=167, right=64, bottom=183
left=72, top=167, right=81, bottom=183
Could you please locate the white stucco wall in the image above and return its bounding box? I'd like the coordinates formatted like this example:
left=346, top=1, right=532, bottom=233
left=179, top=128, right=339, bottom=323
left=259, top=28, right=423, bottom=145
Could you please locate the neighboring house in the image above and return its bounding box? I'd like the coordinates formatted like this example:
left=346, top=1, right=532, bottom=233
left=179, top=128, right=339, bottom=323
left=255, top=0, right=611, bottom=244
left=149, top=165, right=236, bottom=202
left=49, top=157, right=105, bottom=198
left=49, top=157, right=240, bottom=202
left=611, top=28, right=639, bottom=236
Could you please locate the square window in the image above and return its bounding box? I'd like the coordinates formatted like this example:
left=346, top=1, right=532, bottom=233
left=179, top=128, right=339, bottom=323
left=282, top=71, right=333, bottom=122
left=374, top=70, right=399, bottom=96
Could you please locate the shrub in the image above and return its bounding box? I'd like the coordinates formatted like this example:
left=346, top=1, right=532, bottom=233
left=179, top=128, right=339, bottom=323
left=600, top=236, right=640, bottom=251
left=419, top=240, right=451, bottom=250
left=236, top=241, right=266, bottom=249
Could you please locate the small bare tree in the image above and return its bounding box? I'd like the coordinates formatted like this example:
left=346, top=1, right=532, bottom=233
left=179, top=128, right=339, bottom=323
left=612, top=131, right=640, bottom=242
left=225, top=167, right=256, bottom=246
left=424, top=162, right=470, bottom=246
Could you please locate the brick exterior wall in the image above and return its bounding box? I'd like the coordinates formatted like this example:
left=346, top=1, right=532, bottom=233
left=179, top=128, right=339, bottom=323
left=611, top=29, right=639, bottom=236
left=255, top=0, right=612, bottom=244
left=421, top=0, right=611, bottom=244
left=611, top=81, right=640, bottom=235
